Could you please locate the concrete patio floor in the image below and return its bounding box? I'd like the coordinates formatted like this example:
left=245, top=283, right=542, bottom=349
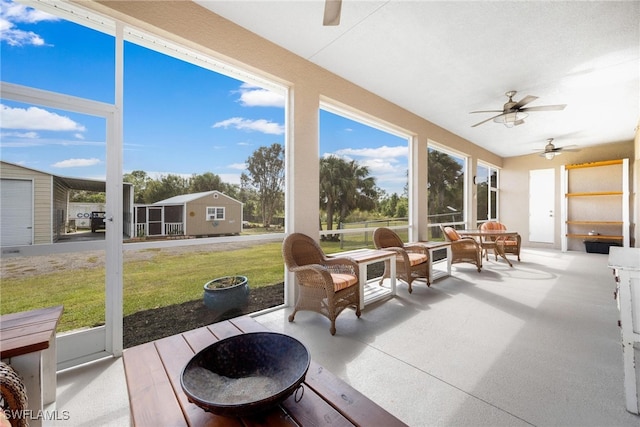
left=45, top=248, right=639, bottom=426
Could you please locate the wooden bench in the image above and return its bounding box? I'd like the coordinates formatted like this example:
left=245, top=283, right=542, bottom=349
left=1, top=305, right=63, bottom=427
left=123, top=315, right=408, bottom=426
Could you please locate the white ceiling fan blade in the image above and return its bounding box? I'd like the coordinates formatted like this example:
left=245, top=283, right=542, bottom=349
left=557, top=145, right=580, bottom=152
left=323, top=0, right=342, bottom=26
left=471, top=113, right=505, bottom=127
left=521, top=104, right=567, bottom=112
left=511, top=95, right=538, bottom=110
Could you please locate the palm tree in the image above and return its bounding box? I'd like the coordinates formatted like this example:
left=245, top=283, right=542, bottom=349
left=427, top=149, right=464, bottom=223
left=319, top=156, right=378, bottom=239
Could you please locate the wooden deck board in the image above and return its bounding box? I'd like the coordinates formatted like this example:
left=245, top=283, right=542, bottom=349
left=123, top=342, right=187, bottom=427
left=123, top=316, right=408, bottom=427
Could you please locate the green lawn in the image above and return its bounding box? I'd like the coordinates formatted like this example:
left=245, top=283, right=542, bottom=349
left=1, top=241, right=285, bottom=332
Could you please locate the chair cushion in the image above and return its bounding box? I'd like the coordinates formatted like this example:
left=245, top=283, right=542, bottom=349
left=443, top=227, right=460, bottom=241
left=407, top=253, right=428, bottom=266
left=331, top=273, right=358, bottom=291
left=481, top=222, right=507, bottom=231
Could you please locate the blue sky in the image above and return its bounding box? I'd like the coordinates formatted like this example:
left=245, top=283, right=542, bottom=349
left=0, top=0, right=408, bottom=195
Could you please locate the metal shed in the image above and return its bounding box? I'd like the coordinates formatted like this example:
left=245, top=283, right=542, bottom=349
left=0, top=161, right=134, bottom=246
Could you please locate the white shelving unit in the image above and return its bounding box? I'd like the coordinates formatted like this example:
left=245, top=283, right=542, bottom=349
left=561, top=159, right=630, bottom=252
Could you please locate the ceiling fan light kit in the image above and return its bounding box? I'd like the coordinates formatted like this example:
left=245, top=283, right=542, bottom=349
left=470, top=90, right=566, bottom=128
left=537, top=138, right=579, bottom=160
left=493, top=111, right=528, bottom=128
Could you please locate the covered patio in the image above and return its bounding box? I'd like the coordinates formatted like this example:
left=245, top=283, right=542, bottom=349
left=1, top=1, right=638, bottom=426
left=49, top=248, right=638, bottom=426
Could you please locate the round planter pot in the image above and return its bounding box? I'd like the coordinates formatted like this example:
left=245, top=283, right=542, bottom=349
left=203, top=276, right=249, bottom=316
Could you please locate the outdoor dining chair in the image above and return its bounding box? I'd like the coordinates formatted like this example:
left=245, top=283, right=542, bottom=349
left=373, top=227, right=430, bottom=293
left=282, top=232, right=361, bottom=335
left=440, top=226, right=483, bottom=272
left=479, top=221, right=522, bottom=262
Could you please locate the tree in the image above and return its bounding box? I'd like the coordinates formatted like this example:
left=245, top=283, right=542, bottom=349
left=124, top=170, right=151, bottom=204
left=427, top=149, right=464, bottom=223
left=189, top=172, right=225, bottom=193
left=240, top=143, right=284, bottom=228
left=142, top=174, right=189, bottom=203
left=319, top=156, right=378, bottom=239
left=69, top=190, right=105, bottom=203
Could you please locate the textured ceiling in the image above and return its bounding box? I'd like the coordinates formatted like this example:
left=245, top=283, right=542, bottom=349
left=195, top=0, right=639, bottom=158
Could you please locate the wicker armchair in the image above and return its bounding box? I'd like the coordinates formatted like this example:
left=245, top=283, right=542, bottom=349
left=1, top=362, right=28, bottom=427
left=282, top=233, right=361, bottom=335
left=373, top=227, right=429, bottom=293
left=479, top=221, right=521, bottom=262
left=441, top=226, right=482, bottom=272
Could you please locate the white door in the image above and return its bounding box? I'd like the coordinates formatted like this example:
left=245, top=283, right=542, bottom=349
left=1, top=179, right=33, bottom=246
left=529, top=169, right=555, bottom=243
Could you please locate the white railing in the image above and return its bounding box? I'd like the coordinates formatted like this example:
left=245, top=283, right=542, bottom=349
left=165, top=223, right=183, bottom=236
left=134, top=222, right=184, bottom=237
left=135, top=223, right=146, bottom=238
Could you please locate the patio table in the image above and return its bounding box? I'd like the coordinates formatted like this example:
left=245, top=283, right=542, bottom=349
left=330, top=248, right=397, bottom=309
left=457, top=229, right=519, bottom=267
left=123, top=315, right=407, bottom=427
left=418, top=241, right=452, bottom=282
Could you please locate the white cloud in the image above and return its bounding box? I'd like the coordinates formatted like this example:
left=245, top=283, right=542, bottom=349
left=0, top=104, right=86, bottom=132
left=0, top=0, right=58, bottom=46
left=219, top=173, right=241, bottom=186
left=333, top=145, right=407, bottom=159
left=142, top=171, right=192, bottom=181
left=237, top=83, right=285, bottom=107
left=52, top=158, right=101, bottom=168
left=0, top=137, right=103, bottom=148
left=212, top=117, right=284, bottom=135
left=1, top=0, right=58, bottom=23
left=228, top=162, right=247, bottom=170
left=0, top=130, right=38, bottom=138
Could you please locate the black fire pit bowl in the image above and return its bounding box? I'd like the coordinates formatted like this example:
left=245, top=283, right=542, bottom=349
left=180, top=332, right=311, bottom=417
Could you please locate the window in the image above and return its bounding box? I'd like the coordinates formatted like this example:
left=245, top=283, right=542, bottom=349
left=476, top=163, right=499, bottom=226
left=318, top=105, right=410, bottom=249
left=207, top=206, right=225, bottom=221
left=0, top=0, right=289, bottom=364
left=427, top=146, right=467, bottom=238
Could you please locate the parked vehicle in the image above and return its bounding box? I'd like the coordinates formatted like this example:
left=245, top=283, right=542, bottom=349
left=90, top=211, right=106, bottom=233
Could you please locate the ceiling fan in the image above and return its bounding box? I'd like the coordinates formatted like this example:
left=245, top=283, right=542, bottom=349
left=470, top=90, right=566, bottom=128
left=323, top=0, right=342, bottom=26
left=537, top=138, right=580, bottom=160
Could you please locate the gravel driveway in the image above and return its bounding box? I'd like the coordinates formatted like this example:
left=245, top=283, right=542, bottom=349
left=1, top=240, right=262, bottom=280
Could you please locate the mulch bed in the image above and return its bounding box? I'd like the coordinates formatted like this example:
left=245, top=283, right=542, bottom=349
left=123, top=282, right=284, bottom=348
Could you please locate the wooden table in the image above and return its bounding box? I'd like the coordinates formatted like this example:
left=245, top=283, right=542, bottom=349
left=418, top=241, right=452, bottom=282
left=458, top=229, right=519, bottom=267
left=331, top=248, right=397, bottom=309
left=123, top=316, right=407, bottom=427
left=1, top=305, right=63, bottom=427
